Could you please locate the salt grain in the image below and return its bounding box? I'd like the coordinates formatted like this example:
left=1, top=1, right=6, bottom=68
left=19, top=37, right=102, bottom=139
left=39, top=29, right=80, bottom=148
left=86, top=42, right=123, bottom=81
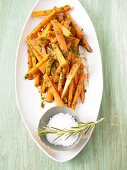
left=46, top=113, right=79, bottom=146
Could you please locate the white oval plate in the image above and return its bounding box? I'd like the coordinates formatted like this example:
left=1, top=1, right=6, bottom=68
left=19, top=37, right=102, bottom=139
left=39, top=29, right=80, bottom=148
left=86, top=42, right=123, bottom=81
left=16, top=0, right=103, bottom=162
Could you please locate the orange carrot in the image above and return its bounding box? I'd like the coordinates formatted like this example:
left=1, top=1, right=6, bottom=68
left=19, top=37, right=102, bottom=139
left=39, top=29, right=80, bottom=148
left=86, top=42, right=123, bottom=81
left=28, top=9, right=56, bottom=38
left=61, top=59, right=81, bottom=99
left=46, top=88, right=54, bottom=102
left=32, top=5, right=71, bottom=17
left=44, top=74, right=64, bottom=106
left=51, top=20, right=68, bottom=56
left=66, top=12, right=83, bottom=39
left=80, top=38, right=92, bottom=52
left=35, top=71, right=41, bottom=87
left=68, top=79, right=74, bottom=107
left=72, top=74, right=86, bottom=109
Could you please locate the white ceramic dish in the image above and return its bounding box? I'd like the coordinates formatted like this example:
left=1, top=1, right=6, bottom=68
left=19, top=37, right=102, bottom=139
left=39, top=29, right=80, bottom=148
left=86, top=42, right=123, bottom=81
left=15, top=0, right=103, bottom=162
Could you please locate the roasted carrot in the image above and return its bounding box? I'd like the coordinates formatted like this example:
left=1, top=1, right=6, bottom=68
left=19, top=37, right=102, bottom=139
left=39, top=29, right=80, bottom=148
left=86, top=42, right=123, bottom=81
left=40, top=22, right=52, bottom=37
left=68, top=79, right=74, bottom=107
left=74, top=73, right=78, bottom=86
left=32, top=5, right=71, bottom=17
left=60, top=25, right=72, bottom=37
left=80, top=84, right=85, bottom=103
left=27, top=44, right=33, bottom=70
left=80, top=37, right=92, bottom=52
left=25, top=54, right=49, bottom=79
left=35, top=71, right=41, bottom=87
left=52, top=43, right=68, bottom=67
left=61, top=59, right=81, bottom=99
left=65, top=12, right=83, bottom=39
left=51, top=20, right=68, bottom=56
left=46, top=88, right=54, bottom=102
left=28, top=9, right=56, bottom=38
left=27, top=38, right=43, bottom=59
left=44, top=74, right=64, bottom=106
left=72, top=74, right=86, bottom=109
left=41, top=81, right=46, bottom=93
left=64, top=18, right=71, bottom=30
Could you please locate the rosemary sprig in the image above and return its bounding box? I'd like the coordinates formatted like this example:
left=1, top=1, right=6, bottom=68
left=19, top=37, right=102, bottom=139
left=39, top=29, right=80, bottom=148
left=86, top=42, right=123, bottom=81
left=38, top=118, right=104, bottom=141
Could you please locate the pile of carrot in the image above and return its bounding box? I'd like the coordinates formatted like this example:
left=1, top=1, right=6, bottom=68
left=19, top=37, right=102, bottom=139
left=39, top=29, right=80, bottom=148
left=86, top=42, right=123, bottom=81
left=25, top=5, right=92, bottom=110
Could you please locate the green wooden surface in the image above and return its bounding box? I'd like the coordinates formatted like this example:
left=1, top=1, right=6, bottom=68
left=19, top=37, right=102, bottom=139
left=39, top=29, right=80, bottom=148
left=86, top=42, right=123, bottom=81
left=0, top=0, right=127, bottom=169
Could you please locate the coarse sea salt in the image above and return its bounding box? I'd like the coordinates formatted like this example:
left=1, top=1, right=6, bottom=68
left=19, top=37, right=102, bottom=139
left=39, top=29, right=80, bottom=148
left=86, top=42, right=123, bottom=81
left=46, top=113, right=79, bottom=146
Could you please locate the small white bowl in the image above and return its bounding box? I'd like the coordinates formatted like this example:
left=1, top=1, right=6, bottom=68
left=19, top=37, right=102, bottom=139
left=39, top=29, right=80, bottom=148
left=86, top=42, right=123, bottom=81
left=38, top=106, right=82, bottom=151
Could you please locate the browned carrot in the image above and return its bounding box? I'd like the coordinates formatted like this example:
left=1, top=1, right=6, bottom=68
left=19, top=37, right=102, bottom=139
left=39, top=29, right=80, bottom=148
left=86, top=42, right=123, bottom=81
left=32, top=5, right=71, bottom=17
left=65, top=12, right=83, bottom=39
left=55, top=13, right=64, bottom=22
left=44, top=74, right=64, bottom=106
left=61, top=59, right=81, bottom=99
left=80, top=37, right=92, bottom=52
left=28, top=9, right=56, bottom=38
left=72, top=74, right=86, bottom=109
left=51, top=20, right=68, bottom=56
left=80, top=84, right=85, bottom=103
left=68, top=79, right=74, bottom=107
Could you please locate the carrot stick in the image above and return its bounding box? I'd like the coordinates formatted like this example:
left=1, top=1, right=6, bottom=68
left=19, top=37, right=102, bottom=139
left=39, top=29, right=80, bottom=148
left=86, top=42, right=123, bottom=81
left=32, top=5, right=71, bottom=17
left=41, top=22, right=52, bottom=37
left=27, top=45, right=33, bottom=80
left=25, top=54, right=49, bottom=79
left=27, top=38, right=43, bottom=59
left=61, top=59, right=81, bottom=99
left=27, top=44, right=33, bottom=70
left=46, top=88, right=54, bottom=102
left=80, top=37, right=92, bottom=52
left=41, top=81, right=46, bottom=93
left=39, top=62, right=47, bottom=74
left=51, top=20, right=68, bottom=56
left=80, top=84, right=85, bottom=103
left=58, top=72, right=64, bottom=93
left=35, top=71, right=41, bottom=87
left=32, top=48, right=42, bottom=62
left=44, top=74, right=64, bottom=106
left=46, top=58, right=55, bottom=75
left=52, top=43, right=68, bottom=67
left=60, top=25, right=72, bottom=37
left=64, top=18, right=71, bottom=30
left=65, top=12, right=83, bottom=39
left=68, top=79, right=74, bottom=107
left=72, top=74, right=86, bottom=109
left=28, top=9, right=56, bottom=38
left=74, top=73, right=78, bottom=86
left=41, top=46, right=47, bottom=56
